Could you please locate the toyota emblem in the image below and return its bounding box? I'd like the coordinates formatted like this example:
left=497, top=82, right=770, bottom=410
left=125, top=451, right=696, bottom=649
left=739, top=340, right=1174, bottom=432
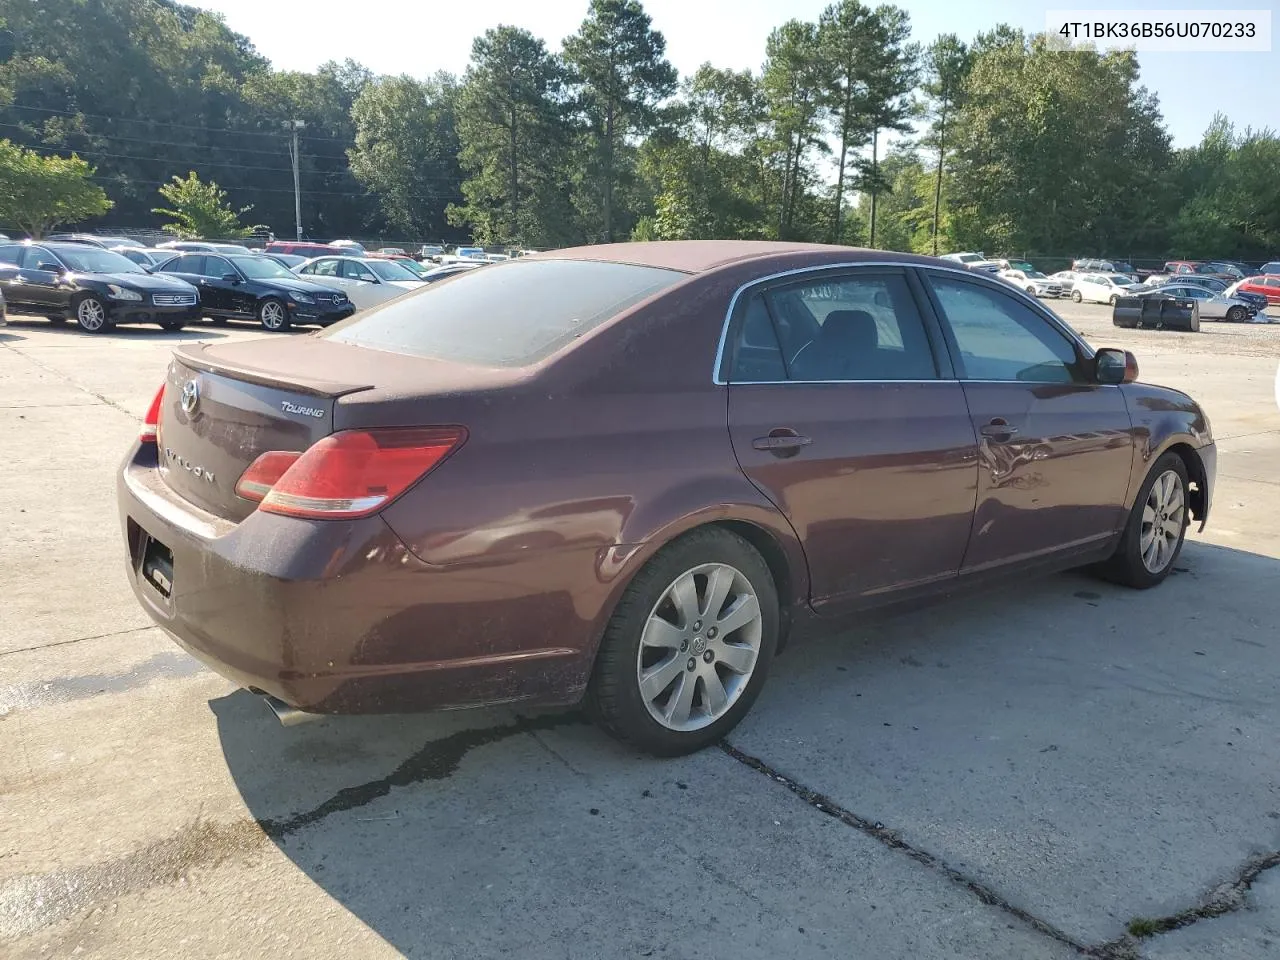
left=180, top=379, right=200, bottom=416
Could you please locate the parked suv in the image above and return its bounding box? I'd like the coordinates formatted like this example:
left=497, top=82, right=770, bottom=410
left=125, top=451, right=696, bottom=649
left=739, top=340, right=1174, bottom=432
left=1072, top=259, right=1140, bottom=283
left=0, top=241, right=200, bottom=333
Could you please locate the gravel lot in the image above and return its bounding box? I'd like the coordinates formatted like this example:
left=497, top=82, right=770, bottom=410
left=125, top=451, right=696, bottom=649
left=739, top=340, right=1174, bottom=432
left=2, top=299, right=1278, bottom=960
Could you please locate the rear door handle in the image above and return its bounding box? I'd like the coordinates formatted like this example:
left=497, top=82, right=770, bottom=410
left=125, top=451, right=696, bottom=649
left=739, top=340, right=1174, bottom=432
left=980, top=418, right=1018, bottom=440
left=752, top=431, right=812, bottom=457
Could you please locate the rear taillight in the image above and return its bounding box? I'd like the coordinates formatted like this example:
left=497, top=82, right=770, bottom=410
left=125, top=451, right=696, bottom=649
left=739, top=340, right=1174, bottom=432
left=236, top=427, right=466, bottom=519
left=140, top=384, right=165, bottom=443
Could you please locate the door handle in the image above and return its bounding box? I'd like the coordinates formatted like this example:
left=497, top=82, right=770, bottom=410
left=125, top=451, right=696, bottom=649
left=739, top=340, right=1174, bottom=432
left=980, top=418, right=1018, bottom=440
left=752, top=430, right=812, bottom=457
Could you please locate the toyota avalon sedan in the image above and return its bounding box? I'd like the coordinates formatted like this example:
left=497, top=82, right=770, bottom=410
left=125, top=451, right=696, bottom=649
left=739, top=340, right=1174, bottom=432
left=118, top=242, right=1216, bottom=755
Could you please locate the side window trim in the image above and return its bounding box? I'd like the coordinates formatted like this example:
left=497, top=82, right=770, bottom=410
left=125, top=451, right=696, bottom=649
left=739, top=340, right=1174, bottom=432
left=919, top=268, right=1093, bottom=383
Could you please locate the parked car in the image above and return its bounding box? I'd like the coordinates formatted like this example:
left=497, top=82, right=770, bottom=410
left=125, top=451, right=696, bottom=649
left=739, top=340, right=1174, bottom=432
left=1142, top=275, right=1269, bottom=311
left=1156, top=260, right=1244, bottom=283
left=1072, top=259, right=1140, bottom=283
left=293, top=256, right=426, bottom=310
left=329, top=239, right=366, bottom=254
left=117, top=242, right=1216, bottom=754
left=940, top=252, right=986, bottom=264
left=1136, top=283, right=1258, bottom=321
left=999, top=269, right=1064, bottom=298
left=1071, top=273, right=1144, bottom=304
left=374, top=247, right=408, bottom=257
left=115, top=248, right=178, bottom=270
left=157, top=241, right=255, bottom=256
left=454, top=246, right=488, bottom=260
left=1226, top=275, right=1280, bottom=306
left=382, top=256, right=432, bottom=279
left=1049, top=270, right=1083, bottom=294
left=265, top=240, right=353, bottom=259
left=417, top=244, right=445, bottom=261
left=47, top=233, right=137, bottom=249
left=0, top=241, right=199, bottom=332
left=1258, top=261, right=1280, bottom=275
left=155, top=252, right=354, bottom=331
left=258, top=252, right=308, bottom=270
left=419, top=261, right=486, bottom=282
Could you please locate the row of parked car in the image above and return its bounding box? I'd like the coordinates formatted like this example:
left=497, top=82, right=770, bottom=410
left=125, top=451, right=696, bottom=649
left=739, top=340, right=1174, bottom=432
left=0, top=235, right=498, bottom=333
left=940, top=252, right=1276, bottom=322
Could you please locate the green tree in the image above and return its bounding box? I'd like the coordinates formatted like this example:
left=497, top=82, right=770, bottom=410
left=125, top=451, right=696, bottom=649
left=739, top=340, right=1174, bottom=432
left=152, top=172, right=251, bottom=238
left=761, top=20, right=829, bottom=239
left=0, top=139, right=112, bottom=238
left=949, top=31, right=1171, bottom=257
left=563, top=0, right=677, bottom=242
left=349, top=74, right=463, bottom=238
left=855, top=5, right=918, bottom=247
left=920, top=34, right=971, bottom=254
left=817, top=0, right=875, bottom=243
left=450, top=27, right=576, bottom=247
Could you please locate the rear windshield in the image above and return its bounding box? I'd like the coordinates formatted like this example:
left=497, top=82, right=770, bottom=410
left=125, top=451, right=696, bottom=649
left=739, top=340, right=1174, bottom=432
left=322, top=258, right=686, bottom=366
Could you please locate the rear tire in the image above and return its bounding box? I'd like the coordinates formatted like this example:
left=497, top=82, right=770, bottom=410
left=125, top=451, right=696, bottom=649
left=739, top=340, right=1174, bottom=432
left=585, top=527, right=779, bottom=756
left=257, top=297, right=290, bottom=332
left=1094, top=452, right=1190, bottom=589
left=74, top=295, right=110, bottom=334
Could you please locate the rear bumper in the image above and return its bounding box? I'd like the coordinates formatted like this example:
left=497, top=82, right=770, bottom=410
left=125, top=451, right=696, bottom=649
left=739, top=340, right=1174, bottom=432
left=117, top=444, right=591, bottom=714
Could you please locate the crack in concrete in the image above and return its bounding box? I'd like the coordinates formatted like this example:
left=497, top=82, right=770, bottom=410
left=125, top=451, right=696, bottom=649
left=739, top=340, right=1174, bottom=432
left=1100, top=850, right=1280, bottom=954
left=0, top=339, right=135, bottom=418
left=719, top=740, right=1099, bottom=956
left=0, top=626, right=156, bottom=659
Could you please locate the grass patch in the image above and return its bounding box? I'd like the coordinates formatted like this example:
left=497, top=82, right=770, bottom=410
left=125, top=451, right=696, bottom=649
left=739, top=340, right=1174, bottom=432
left=1127, top=916, right=1162, bottom=938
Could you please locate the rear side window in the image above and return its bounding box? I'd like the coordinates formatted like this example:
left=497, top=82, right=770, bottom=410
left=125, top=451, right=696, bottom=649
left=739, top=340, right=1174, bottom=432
left=163, top=255, right=204, bottom=274
left=0, top=245, right=20, bottom=264
left=323, top=259, right=685, bottom=367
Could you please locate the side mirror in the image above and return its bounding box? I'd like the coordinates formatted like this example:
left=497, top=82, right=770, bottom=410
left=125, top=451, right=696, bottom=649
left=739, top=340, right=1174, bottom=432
left=221, top=273, right=240, bottom=283
left=1095, top=348, right=1138, bottom=384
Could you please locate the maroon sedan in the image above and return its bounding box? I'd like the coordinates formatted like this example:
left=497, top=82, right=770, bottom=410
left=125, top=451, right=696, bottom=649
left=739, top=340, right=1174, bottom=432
left=118, top=242, right=1216, bottom=755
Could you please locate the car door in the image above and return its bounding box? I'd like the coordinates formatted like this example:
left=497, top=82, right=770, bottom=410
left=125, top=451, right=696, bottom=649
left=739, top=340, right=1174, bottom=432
left=12, top=246, right=66, bottom=308
left=921, top=271, right=1135, bottom=574
left=340, top=259, right=400, bottom=308
left=724, top=267, right=979, bottom=611
left=160, top=255, right=212, bottom=314
left=197, top=255, right=245, bottom=315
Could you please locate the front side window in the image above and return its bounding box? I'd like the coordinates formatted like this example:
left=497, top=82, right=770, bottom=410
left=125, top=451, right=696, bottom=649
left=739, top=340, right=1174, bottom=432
left=305, top=258, right=340, bottom=277
left=341, top=260, right=379, bottom=282
left=202, top=256, right=234, bottom=279
left=727, top=271, right=938, bottom=383
left=20, top=247, right=54, bottom=269
left=928, top=274, right=1085, bottom=384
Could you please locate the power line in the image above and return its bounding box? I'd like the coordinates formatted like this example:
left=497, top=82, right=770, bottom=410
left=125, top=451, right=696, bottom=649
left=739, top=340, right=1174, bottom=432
left=10, top=137, right=301, bottom=174
left=0, top=120, right=350, bottom=161
left=4, top=102, right=358, bottom=143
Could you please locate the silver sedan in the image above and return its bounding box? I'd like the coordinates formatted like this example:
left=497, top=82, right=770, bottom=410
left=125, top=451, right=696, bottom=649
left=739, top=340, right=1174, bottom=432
left=1139, top=283, right=1257, bottom=321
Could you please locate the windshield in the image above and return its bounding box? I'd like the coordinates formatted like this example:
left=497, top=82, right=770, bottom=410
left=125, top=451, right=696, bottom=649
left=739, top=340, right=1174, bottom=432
left=230, top=256, right=294, bottom=280
left=59, top=248, right=144, bottom=274
left=957, top=253, right=983, bottom=263
left=1026, top=271, right=1047, bottom=279
left=1106, top=275, right=1131, bottom=285
left=324, top=259, right=685, bottom=366
left=366, top=259, right=421, bottom=282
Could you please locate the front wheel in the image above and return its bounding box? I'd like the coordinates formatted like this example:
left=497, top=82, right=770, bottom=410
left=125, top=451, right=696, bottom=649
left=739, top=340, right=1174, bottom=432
left=75, top=295, right=110, bottom=333
left=1226, top=305, right=1246, bottom=322
left=586, top=527, right=779, bottom=756
left=1094, top=452, right=1190, bottom=589
left=257, top=297, right=291, bottom=332
left=1071, top=290, right=1083, bottom=303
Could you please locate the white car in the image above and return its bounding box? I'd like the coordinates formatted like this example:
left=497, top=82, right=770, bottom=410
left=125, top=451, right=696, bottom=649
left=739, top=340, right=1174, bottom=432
left=293, top=256, right=426, bottom=310
left=999, top=269, right=1064, bottom=298
left=1070, top=273, right=1144, bottom=305
left=940, top=251, right=986, bottom=265
left=1049, top=270, right=1084, bottom=293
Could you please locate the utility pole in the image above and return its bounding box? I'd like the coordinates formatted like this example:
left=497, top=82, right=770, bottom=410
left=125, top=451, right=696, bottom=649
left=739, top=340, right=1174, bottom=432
left=283, top=119, right=306, bottom=239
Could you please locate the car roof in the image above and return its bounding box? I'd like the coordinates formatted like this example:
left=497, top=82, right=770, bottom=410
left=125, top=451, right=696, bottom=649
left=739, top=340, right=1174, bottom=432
left=524, top=240, right=941, bottom=275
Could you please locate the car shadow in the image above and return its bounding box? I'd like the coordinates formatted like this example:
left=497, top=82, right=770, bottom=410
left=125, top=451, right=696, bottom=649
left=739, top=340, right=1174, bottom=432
left=211, top=540, right=1280, bottom=955
left=0, top=316, right=239, bottom=341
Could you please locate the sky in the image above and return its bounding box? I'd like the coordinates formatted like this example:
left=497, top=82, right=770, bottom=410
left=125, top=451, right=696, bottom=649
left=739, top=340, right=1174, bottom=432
left=198, top=0, right=1277, bottom=148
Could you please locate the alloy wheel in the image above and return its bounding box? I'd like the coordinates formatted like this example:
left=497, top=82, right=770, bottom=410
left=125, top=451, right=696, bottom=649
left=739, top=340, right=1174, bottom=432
left=77, top=297, right=106, bottom=331
left=635, top=562, right=763, bottom=732
left=1140, top=469, right=1185, bottom=573
left=260, top=300, right=286, bottom=330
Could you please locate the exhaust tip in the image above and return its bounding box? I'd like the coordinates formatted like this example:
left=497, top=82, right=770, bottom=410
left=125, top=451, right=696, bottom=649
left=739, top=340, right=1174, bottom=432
left=261, top=693, right=323, bottom=726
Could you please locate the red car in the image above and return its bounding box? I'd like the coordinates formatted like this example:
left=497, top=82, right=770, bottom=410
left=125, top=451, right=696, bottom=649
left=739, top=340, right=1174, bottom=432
left=118, top=242, right=1216, bottom=755
left=265, top=240, right=352, bottom=259
left=1231, top=275, right=1280, bottom=305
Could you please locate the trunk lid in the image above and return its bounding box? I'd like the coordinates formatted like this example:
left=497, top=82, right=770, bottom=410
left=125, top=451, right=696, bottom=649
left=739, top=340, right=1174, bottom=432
left=158, top=341, right=375, bottom=521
